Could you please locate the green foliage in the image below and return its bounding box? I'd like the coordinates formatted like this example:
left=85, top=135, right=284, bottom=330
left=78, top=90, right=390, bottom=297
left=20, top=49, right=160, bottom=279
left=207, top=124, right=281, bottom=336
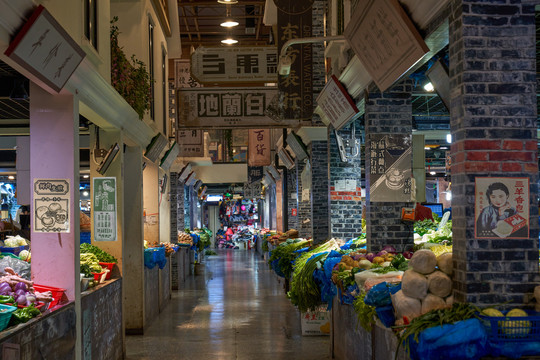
left=80, top=243, right=118, bottom=263
left=110, top=17, right=151, bottom=119
left=80, top=263, right=93, bottom=277
left=353, top=292, right=376, bottom=332
left=262, top=239, right=269, bottom=252
left=205, top=249, right=217, bottom=256
left=414, top=219, right=438, bottom=236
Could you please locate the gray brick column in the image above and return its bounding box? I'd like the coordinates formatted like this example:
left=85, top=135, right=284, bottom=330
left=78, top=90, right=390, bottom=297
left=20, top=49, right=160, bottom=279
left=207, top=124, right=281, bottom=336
left=177, top=178, right=185, bottom=231
left=449, top=0, right=539, bottom=306
left=170, top=172, right=179, bottom=242
left=296, top=159, right=312, bottom=237
left=329, top=121, right=363, bottom=240
left=287, top=167, right=299, bottom=231
left=310, top=140, right=330, bottom=243
left=365, top=80, right=414, bottom=253
left=183, top=185, right=190, bottom=229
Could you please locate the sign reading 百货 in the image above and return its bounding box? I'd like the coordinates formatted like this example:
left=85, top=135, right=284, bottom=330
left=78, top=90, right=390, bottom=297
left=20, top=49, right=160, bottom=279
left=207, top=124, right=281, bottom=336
left=93, top=177, right=117, bottom=241
left=248, top=129, right=271, bottom=166
left=4, top=5, right=85, bottom=93
left=177, top=87, right=300, bottom=128
left=190, top=46, right=278, bottom=84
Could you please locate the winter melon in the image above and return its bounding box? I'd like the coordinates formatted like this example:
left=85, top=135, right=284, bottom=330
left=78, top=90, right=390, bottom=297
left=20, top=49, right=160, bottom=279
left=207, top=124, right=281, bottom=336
left=481, top=308, right=504, bottom=317
left=502, top=308, right=530, bottom=337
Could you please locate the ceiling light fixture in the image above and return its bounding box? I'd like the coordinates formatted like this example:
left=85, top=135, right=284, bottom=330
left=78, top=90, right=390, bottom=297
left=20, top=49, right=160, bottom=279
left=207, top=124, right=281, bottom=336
left=83, top=175, right=90, bottom=179
left=424, top=82, right=434, bottom=92
left=217, top=0, right=238, bottom=3
left=7, top=176, right=14, bottom=180
left=220, top=20, right=239, bottom=27
left=446, top=134, right=452, bottom=144
left=221, top=38, right=238, bottom=45
left=430, top=171, right=436, bottom=175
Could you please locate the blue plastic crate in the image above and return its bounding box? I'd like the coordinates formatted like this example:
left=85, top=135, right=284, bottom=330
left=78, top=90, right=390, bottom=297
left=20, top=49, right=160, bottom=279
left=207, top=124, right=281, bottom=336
left=80, top=232, right=91, bottom=244
left=0, top=304, right=16, bottom=331
left=0, top=245, right=29, bottom=256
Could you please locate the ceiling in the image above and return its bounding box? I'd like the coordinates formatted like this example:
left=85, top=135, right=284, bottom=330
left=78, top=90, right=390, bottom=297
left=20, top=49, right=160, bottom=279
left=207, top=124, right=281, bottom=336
left=178, top=0, right=271, bottom=49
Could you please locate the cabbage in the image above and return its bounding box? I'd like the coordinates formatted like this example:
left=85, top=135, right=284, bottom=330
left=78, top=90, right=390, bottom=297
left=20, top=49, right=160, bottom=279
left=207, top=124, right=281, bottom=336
left=3, top=238, right=18, bottom=248
left=19, top=250, right=30, bottom=261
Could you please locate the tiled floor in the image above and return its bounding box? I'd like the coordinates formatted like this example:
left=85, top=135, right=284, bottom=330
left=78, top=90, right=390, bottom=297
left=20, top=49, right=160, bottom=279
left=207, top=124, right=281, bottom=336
left=126, top=250, right=331, bottom=360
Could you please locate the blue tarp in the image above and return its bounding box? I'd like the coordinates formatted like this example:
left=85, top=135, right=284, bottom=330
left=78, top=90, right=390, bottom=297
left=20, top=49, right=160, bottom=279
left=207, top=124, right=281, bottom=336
left=144, top=247, right=167, bottom=269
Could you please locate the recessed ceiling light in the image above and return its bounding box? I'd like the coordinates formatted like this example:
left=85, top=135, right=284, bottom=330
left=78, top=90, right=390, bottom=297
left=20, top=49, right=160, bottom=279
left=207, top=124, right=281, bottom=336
left=220, top=20, right=239, bottom=27
left=217, top=0, right=238, bottom=4
left=221, top=38, right=238, bottom=45
left=424, top=82, right=434, bottom=92
left=7, top=176, right=14, bottom=180
left=446, top=134, right=452, bottom=143
left=83, top=175, right=90, bottom=179
left=82, top=191, right=89, bottom=197
left=430, top=171, right=436, bottom=175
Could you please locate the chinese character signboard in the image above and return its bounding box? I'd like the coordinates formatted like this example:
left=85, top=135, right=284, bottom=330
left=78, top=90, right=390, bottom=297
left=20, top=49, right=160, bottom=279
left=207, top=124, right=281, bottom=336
left=248, top=166, right=264, bottom=184
left=315, top=75, right=359, bottom=130
left=248, top=129, right=271, bottom=166
left=475, top=177, right=529, bottom=239
left=368, top=134, right=412, bottom=202
left=244, top=183, right=262, bottom=199
left=178, top=87, right=298, bottom=128
left=275, top=0, right=313, bottom=121
left=191, top=46, right=278, bottom=84
left=344, top=0, right=429, bottom=92
left=175, top=59, right=201, bottom=88
left=33, top=179, right=70, bottom=233
left=4, top=5, right=85, bottom=93
left=93, top=177, right=117, bottom=241
left=177, top=130, right=204, bottom=157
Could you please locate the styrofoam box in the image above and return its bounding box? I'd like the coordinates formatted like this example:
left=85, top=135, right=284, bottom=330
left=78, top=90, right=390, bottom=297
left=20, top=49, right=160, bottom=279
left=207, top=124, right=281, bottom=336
left=301, top=308, right=330, bottom=336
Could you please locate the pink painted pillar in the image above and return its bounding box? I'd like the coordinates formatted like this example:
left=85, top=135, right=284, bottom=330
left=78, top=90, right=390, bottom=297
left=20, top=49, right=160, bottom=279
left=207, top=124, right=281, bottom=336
left=30, top=82, right=80, bottom=300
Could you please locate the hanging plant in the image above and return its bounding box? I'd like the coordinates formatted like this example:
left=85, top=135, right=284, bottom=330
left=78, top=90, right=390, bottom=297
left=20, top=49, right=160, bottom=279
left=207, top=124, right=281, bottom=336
left=110, top=17, right=151, bottom=119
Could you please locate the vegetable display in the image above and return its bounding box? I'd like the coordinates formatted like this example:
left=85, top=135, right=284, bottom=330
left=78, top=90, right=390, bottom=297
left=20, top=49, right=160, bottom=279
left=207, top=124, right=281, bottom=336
left=80, top=243, right=117, bottom=263
left=353, top=291, right=376, bottom=332
left=268, top=239, right=310, bottom=279
left=9, top=304, right=41, bottom=325
left=80, top=253, right=103, bottom=273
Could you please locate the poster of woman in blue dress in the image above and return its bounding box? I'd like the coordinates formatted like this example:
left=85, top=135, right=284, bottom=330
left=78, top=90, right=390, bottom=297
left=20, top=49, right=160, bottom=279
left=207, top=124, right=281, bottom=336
left=475, top=177, right=529, bottom=239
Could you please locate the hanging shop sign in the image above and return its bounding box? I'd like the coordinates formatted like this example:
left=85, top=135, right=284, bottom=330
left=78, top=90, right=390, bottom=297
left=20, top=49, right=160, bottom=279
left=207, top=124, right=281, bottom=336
left=247, top=166, right=264, bottom=184
left=93, top=177, right=117, bottom=241
left=160, top=142, right=180, bottom=170
left=175, top=59, right=201, bottom=89
left=276, top=0, right=313, bottom=121
left=33, top=179, right=70, bottom=233
left=248, top=129, right=271, bottom=166
left=368, top=134, right=412, bottom=202
left=178, top=87, right=298, bottom=128
left=344, top=0, right=429, bottom=92
left=475, top=177, right=529, bottom=239
left=177, top=130, right=204, bottom=157
left=190, top=46, right=278, bottom=84
left=315, top=75, right=359, bottom=130
left=244, top=182, right=262, bottom=199
left=145, top=133, right=169, bottom=163
left=4, top=5, right=85, bottom=93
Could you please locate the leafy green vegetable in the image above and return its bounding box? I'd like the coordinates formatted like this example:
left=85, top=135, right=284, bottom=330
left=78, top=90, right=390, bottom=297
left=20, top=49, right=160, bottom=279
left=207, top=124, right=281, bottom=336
left=80, top=264, right=93, bottom=277
left=80, top=243, right=118, bottom=263
left=414, top=219, right=438, bottom=236
left=0, top=295, right=14, bottom=304
left=353, top=292, right=376, bottom=332
left=9, top=304, right=41, bottom=325
left=262, top=239, right=269, bottom=252
left=288, top=253, right=327, bottom=312
left=268, top=239, right=310, bottom=279
left=395, top=302, right=481, bottom=359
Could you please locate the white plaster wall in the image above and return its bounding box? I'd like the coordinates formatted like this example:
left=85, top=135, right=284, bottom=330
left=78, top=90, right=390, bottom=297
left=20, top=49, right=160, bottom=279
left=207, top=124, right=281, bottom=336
left=159, top=168, right=171, bottom=243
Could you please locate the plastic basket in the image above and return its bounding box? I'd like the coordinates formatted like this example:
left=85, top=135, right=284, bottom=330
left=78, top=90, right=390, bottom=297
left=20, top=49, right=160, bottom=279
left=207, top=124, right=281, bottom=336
left=33, top=284, right=66, bottom=308
left=99, top=262, right=115, bottom=280
left=0, top=304, right=16, bottom=331
left=0, top=245, right=29, bottom=256
left=480, top=311, right=540, bottom=342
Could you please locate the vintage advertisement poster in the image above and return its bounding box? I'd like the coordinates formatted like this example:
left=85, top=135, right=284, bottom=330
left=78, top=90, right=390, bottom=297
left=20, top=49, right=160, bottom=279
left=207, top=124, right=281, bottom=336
left=368, top=134, right=412, bottom=202
left=177, top=130, right=204, bottom=157
left=33, top=179, right=70, bottom=233
left=177, top=87, right=299, bottom=128
left=175, top=59, right=201, bottom=89
left=190, top=46, right=278, bottom=84
left=248, top=166, right=264, bottom=184
left=93, top=177, right=117, bottom=241
left=248, top=129, right=271, bottom=166
left=475, top=177, right=529, bottom=239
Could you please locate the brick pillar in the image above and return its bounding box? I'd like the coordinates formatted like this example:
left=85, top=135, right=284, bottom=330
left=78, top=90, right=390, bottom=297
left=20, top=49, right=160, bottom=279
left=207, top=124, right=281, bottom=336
left=287, top=167, right=299, bottom=231
left=177, top=180, right=185, bottom=231
left=449, top=0, right=539, bottom=306
left=170, top=172, right=178, bottom=242
left=183, top=185, right=190, bottom=229
left=310, top=140, right=330, bottom=243
left=365, top=80, right=414, bottom=253
left=329, top=121, right=363, bottom=240
left=296, top=159, right=312, bottom=237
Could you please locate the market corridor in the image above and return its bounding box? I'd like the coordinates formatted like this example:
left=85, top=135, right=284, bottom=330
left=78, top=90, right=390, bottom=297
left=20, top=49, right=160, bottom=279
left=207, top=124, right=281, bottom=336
left=126, top=250, right=331, bottom=360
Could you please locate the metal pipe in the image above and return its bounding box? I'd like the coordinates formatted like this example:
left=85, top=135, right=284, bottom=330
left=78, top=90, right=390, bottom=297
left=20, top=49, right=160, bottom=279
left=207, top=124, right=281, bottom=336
left=280, top=35, right=346, bottom=57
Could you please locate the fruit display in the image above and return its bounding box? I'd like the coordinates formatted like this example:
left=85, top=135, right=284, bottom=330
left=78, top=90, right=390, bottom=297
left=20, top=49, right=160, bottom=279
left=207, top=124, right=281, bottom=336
left=177, top=232, right=193, bottom=246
